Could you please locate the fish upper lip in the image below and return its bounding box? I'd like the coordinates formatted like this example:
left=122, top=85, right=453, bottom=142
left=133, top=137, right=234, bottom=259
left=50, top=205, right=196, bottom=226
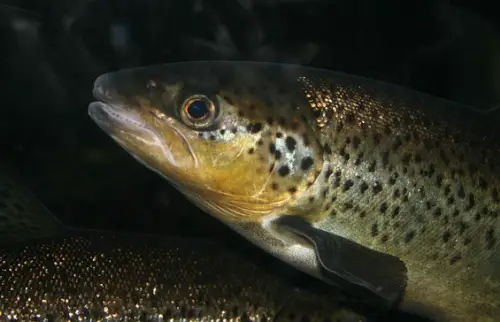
left=92, top=74, right=112, bottom=103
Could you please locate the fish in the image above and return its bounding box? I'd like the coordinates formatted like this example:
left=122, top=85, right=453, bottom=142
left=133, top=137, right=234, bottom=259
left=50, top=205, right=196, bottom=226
left=0, top=165, right=370, bottom=322
left=0, top=165, right=64, bottom=245
left=88, top=61, right=500, bottom=322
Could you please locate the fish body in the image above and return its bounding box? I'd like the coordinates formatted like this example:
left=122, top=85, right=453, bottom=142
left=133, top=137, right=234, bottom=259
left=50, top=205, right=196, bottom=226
left=0, top=232, right=367, bottom=322
left=0, top=165, right=64, bottom=244
left=0, top=164, right=367, bottom=322
left=88, top=61, right=500, bottom=322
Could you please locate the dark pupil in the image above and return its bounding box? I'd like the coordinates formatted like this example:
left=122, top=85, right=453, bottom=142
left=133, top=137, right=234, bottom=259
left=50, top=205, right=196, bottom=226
left=187, top=100, right=209, bottom=119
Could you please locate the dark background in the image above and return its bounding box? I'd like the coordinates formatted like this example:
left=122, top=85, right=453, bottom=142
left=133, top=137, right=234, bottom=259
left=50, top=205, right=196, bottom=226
left=1, top=1, right=500, bottom=321
left=0, top=0, right=499, bottom=254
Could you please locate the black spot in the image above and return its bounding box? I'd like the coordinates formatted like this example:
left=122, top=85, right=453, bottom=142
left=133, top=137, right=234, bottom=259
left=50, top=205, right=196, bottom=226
left=360, top=181, right=369, bottom=194
left=486, top=228, right=495, bottom=250
left=458, top=185, right=465, bottom=199
left=492, top=188, right=500, bottom=203
left=372, top=181, right=383, bottom=194
left=388, top=173, right=398, bottom=185
left=231, top=127, right=238, bottom=134
left=325, top=167, right=333, bottom=180
left=449, top=254, right=462, bottom=265
left=333, top=174, right=341, bottom=187
left=248, top=148, right=255, bottom=154
left=404, top=230, right=416, bottom=243
left=269, top=143, right=276, bottom=154
left=300, top=157, right=314, bottom=171
left=433, top=207, right=442, bottom=217
left=276, top=132, right=283, bottom=138
left=274, top=150, right=282, bottom=159
left=382, top=151, right=390, bottom=168
left=444, top=185, right=451, bottom=196
left=466, top=193, right=475, bottom=211
left=392, top=206, right=400, bottom=218
left=428, top=164, right=436, bottom=177
left=266, top=117, right=274, bottom=125
left=278, top=166, right=290, bottom=176
left=436, top=174, right=443, bottom=187
left=368, top=160, right=376, bottom=172
left=343, top=151, right=350, bottom=162
left=209, top=135, right=216, bottom=140
left=288, top=187, right=297, bottom=194
left=285, top=137, right=297, bottom=152
left=344, top=201, right=353, bottom=210
left=220, top=129, right=226, bottom=135
left=479, top=177, right=488, bottom=190
left=271, top=182, right=279, bottom=190
left=447, top=196, right=455, bottom=205
left=308, top=197, right=315, bottom=203
left=381, top=235, right=389, bottom=243
left=354, top=152, right=364, bottom=166
left=371, top=223, right=379, bottom=237
left=442, top=231, right=451, bottom=243
left=248, top=123, right=263, bottom=133
left=343, top=179, right=354, bottom=192
left=379, top=202, right=388, bottom=214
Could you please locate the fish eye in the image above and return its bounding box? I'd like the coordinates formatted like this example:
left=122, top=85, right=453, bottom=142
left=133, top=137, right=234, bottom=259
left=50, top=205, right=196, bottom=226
left=179, top=95, right=218, bottom=129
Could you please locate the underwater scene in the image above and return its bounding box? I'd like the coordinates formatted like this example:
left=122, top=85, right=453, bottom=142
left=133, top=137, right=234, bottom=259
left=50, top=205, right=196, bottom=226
left=0, top=1, right=499, bottom=321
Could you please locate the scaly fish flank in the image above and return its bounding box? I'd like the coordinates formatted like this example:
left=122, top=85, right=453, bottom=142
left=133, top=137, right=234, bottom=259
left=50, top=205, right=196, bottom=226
left=89, top=61, right=500, bottom=322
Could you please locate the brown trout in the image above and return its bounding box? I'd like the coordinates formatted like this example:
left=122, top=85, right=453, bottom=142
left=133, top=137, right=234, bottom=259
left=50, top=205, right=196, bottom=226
left=88, top=61, right=500, bottom=322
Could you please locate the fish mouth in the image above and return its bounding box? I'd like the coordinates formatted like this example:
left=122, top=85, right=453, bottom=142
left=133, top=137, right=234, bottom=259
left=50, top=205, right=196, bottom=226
left=88, top=74, right=202, bottom=191
left=88, top=101, right=151, bottom=146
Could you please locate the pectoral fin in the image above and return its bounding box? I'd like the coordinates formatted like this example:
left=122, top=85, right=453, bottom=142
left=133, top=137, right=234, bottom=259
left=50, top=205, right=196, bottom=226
left=276, top=215, right=407, bottom=307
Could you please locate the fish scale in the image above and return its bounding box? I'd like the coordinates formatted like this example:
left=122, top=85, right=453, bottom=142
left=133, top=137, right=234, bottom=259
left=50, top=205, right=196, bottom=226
left=88, top=61, right=500, bottom=322
left=298, top=75, right=500, bottom=321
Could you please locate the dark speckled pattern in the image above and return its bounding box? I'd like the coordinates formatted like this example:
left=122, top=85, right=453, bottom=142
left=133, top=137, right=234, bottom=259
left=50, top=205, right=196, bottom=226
left=0, top=232, right=367, bottom=322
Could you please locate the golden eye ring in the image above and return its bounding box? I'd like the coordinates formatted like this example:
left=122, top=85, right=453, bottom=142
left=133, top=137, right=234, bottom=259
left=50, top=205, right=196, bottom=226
left=179, top=95, right=217, bottom=129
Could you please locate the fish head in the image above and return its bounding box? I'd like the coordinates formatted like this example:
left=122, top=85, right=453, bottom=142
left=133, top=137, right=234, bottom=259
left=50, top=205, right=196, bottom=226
left=88, top=62, right=325, bottom=222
